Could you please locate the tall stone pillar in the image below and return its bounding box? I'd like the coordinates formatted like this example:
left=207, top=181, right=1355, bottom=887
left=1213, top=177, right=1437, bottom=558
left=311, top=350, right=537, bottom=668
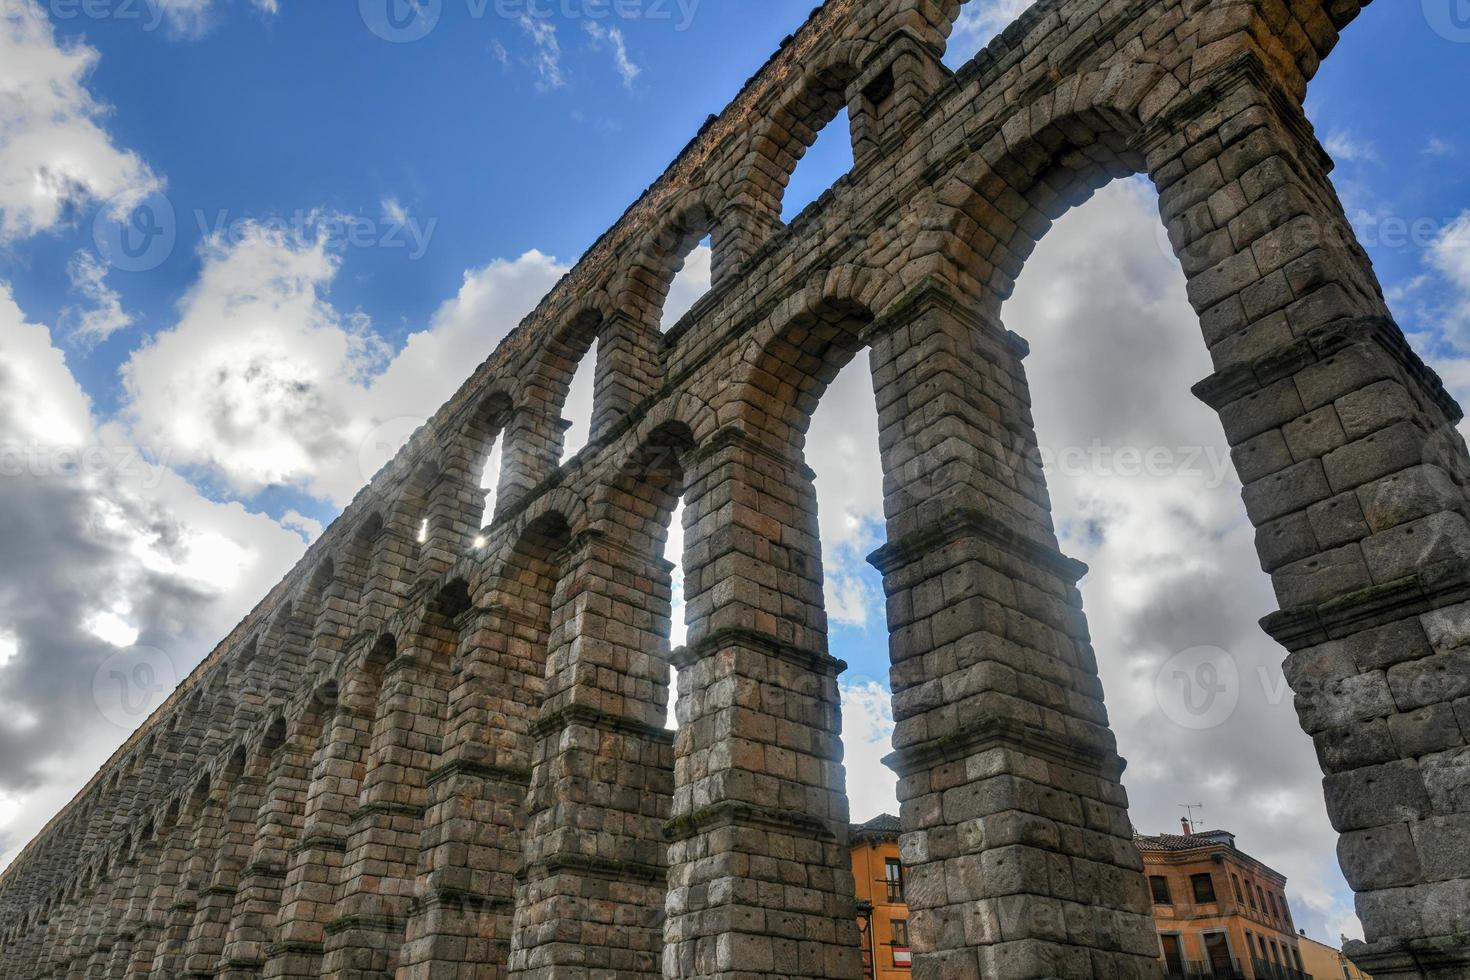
left=183, top=760, right=266, bottom=977
left=220, top=706, right=326, bottom=980
left=124, top=806, right=190, bottom=977
left=323, top=626, right=454, bottom=980
left=1140, top=53, right=1470, bottom=980
left=110, top=832, right=162, bottom=979
left=398, top=604, right=543, bottom=979
left=592, top=310, right=663, bottom=439
left=265, top=649, right=388, bottom=980
left=863, top=284, right=1159, bottom=980
left=152, top=783, right=225, bottom=979
left=665, top=428, right=862, bottom=980
left=496, top=409, right=571, bottom=518
left=507, top=529, right=675, bottom=979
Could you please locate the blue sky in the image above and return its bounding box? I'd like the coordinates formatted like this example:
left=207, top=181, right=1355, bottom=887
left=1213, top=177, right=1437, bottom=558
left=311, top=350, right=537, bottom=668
left=2, top=0, right=1469, bottom=950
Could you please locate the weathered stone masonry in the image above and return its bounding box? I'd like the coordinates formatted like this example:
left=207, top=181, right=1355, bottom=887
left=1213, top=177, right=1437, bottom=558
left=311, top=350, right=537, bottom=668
left=2, top=0, right=1467, bottom=977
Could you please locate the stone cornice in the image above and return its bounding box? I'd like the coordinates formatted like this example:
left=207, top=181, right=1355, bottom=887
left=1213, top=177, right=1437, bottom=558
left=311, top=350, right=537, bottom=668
left=883, top=716, right=1121, bottom=782
left=1192, top=315, right=1463, bottom=425
left=867, top=506, right=1087, bottom=585
left=663, top=800, right=839, bottom=844
left=528, top=704, right=674, bottom=745
left=1261, top=558, right=1470, bottom=652
left=671, top=626, right=847, bottom=677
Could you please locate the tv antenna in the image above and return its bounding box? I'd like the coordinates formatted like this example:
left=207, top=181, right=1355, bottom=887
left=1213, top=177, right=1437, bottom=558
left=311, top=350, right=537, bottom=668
left=1179, top=803, right=1204, bottom=833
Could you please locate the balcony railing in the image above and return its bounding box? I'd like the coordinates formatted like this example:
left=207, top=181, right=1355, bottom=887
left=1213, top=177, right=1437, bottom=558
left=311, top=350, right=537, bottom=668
left=1164, top=959, right=1247, bottom=979
left=1251, top=957, right=1311, bottom=980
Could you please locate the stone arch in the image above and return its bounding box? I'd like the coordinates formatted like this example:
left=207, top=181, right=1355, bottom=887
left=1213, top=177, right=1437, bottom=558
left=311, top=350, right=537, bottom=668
left=620, top=189, right=721, bottom=328
left=918, top=63, right=1167, bottom=315
left=725, top=262, right=893, bottom=447
left=482, top=509, right=574, bottom=634
left=719, top=52, right=871, bottom=265
left=432, top=388, right=515, bottom=547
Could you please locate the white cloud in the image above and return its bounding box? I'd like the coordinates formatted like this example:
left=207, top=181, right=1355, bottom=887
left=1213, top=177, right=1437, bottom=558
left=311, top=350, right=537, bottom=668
left=122, top=222, right=385, bottom=498
left=381, top=195, right=408, bottom=227
left=280, top=509, right=322, bottom=543
left=83, top=608, right=140, bottom=648
left=1429, top=210, right=1470, bottom=336
left=149, top=0, right=281, bottom=39
left=1324, top=131, right=1378, bottom=164
left=121, top=225, right=567, bottom=506
left=518, top=15, right=565, bottom=91
left=0, top=633, right=17, bottom=671
left=62, top=250, right=133, bottom=346
left=0, top=2, right=161, bottom=242
left=584, top=20, right=640, bottom=88
left=1424, top=136, right=1455, bottom=157
left=841, top=680, right=898, bottom=823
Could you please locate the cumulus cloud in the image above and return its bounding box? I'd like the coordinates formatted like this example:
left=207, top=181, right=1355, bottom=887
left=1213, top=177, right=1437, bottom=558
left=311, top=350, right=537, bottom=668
left=0, top=2, right=161, bottom=242
left=0, top=284, right=309, bottom=871
left=121, top=223, right=567, bottom=506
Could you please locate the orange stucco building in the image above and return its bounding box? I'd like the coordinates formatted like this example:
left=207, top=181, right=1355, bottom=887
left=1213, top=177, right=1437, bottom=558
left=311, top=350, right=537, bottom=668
left=1297, top=932, right=1374, bottom=980
left=850, top=815, right=911, bottom=978
left=1137, top=824, right=1309, bottom=979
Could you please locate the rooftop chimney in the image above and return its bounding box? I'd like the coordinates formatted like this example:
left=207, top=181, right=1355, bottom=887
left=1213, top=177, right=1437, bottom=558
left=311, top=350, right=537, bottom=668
left=1181, top=817, right=1193, bottom=835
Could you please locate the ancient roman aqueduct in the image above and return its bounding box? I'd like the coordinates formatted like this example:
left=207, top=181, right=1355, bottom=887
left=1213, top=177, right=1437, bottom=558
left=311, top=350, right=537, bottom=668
left=3, top=0, right=1468, bottom=977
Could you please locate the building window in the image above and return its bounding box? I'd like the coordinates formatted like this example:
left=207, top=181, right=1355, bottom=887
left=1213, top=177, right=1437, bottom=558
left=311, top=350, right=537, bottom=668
left=890, top=919, right=911, bottom=968
left=1232, top=874, right=1244, bottom=904
left=1161, top=934, right=1185, bottom=975
left=1246, top=880, right=1258, bottom=910
left=885, top=858, right=905, bottom=904
left=1190, top=873, right=1217, bottom=904
left=1257, top=884, right=1268, bottom=915
left=1149, top=876, right=1172, bottom=905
